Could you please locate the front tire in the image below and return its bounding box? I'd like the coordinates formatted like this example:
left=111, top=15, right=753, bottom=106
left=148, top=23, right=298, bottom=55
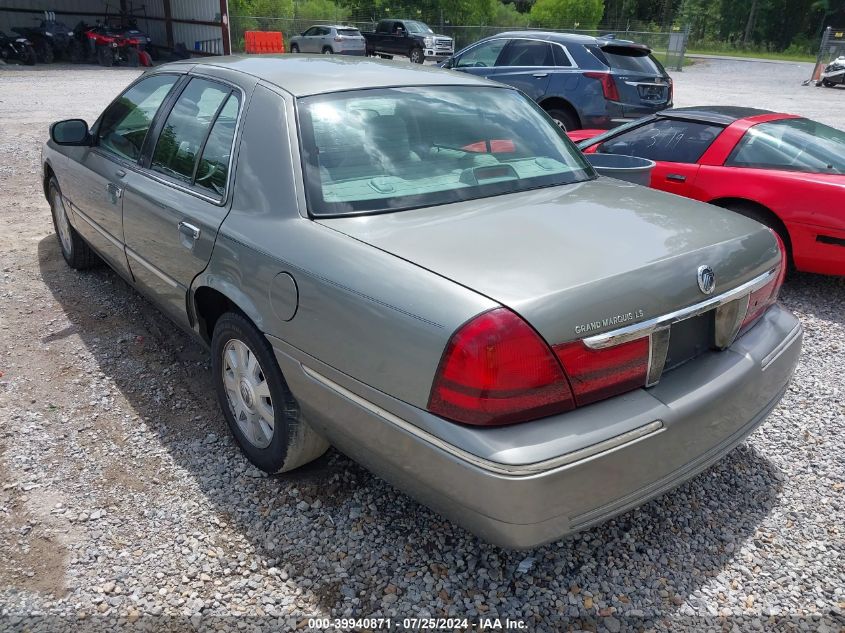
left=126, top=47, right=139, bottom=67
left=211, top=313, right=329, bottom=473
left=48, top=177, right=97, bottom=269
left=97, top=45, right=113, bottom=67
left=546, top=108, right=579, bottom=131
left=21, top=45, right=37, bottom=65
left=409, top=47, right=423, bottom=64
left=290, top=44, right=299, bottom=53
left=322, top=46, right=333, bottom=54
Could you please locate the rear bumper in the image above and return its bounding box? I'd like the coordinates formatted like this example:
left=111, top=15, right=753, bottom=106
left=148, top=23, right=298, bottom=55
left=270, top=304, right=801, bottom=549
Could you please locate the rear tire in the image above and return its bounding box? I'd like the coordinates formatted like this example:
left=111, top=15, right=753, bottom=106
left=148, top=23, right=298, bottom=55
left=35, top=40, right=54, bottom=63
left=68, top=39, right=84, bottom=63
left=822, top=79, right=835, bottom=87
left=48, top=177, right=97, bottom=270
left=97, top=45, right=113, bottom=67
left=21, top=45, right=37, bottom=65
left=211, top=312, right=329, bottom=474
left=127, top=47, right=139, bottom=67
left=545, top=107, right=579, bottom=131
left=290, top=44, right=299, bottom=53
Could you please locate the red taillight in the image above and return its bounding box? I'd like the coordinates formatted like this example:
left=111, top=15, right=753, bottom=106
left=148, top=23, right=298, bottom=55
left=741, top=230, right=787, bottom=329
left=553, top=337, right=649, bottom=407
left=583, top=71, right=621, bottom=101
left=334, top=35, right=343, bottom=41
left=428, top=308, right=575, bottom=426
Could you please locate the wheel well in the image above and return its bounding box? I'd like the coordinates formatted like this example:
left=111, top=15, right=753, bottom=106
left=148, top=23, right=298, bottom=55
left=193, top=287, right=248, bottom=344
left=539, top=98, right=581, bottom=129
left=709, top=198, right=791, bottom=247
left=43, top=163, right=55, bottom=200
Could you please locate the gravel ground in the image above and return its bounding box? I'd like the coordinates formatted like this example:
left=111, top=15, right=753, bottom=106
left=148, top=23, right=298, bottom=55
left=1, top=62, right=844, bottom=632
left=673, top=58, right=841, bottom=128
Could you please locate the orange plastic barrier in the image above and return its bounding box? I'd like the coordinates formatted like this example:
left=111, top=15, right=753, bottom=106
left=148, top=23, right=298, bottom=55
left=244, top=31, right=285, bottom=54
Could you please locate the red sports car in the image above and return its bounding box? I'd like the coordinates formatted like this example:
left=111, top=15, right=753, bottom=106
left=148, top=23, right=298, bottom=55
left=570, top=107, right=845, bottom=276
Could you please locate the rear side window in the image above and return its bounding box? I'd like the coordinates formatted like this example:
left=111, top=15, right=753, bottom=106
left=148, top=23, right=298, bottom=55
left=150, top=78, right=239, bottom=195
left=552, top=45, right=572, bottom=67
left=97, top=74, right=178, bottom=161
left=598, top=119, right=722, bottom=163
left=338, top=29, right=360, bottom=36
left=194, top=94, right=240, bottom=196
left=498, top=40, right=554, bottom=67
left=727, top=118, right=845, bottom=174
left=601, top=46, right=662, bottom=74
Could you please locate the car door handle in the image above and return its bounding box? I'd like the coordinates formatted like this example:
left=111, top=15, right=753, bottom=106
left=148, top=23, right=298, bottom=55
left=114, top=169, right=126, bottom=178
left=666, top=173, right=686, bottom=183
left=106, top=182, right=122, bottom=199
left=532, top=72, right=549, bottom=77
left=178, top=221, right=201, bottom=241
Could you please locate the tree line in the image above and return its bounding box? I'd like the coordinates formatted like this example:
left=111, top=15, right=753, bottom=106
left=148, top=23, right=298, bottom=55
left=230, top=0, right=845, bottom=53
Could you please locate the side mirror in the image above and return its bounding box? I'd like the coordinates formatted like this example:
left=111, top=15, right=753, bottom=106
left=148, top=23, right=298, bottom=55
left=51, top=119, right=91, bottom=146
left=443, top=57, right=454, bottom=68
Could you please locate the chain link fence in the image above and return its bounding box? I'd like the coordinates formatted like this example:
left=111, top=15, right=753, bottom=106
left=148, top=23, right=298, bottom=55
left=230, top=14, right=688, bottom=70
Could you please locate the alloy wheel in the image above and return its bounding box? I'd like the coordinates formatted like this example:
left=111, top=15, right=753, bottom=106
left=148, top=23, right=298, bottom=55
left=222, top=338, right=274, bottom=449
left=53, top=188, right=72, bottom=255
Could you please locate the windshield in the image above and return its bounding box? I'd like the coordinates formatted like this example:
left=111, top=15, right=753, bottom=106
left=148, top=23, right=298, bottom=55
left=404, top=21, right=433, bottom=34
left=727, top=118, right=845, bottom=174
left=298, top=86, right=595, bottom=217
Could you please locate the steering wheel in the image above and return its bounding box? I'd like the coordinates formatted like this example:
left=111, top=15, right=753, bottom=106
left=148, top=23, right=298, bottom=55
left=472, top=61, right=487, bottom=67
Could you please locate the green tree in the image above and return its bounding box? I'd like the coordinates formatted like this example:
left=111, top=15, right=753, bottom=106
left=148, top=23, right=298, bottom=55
left=529, top=0, right=603, bottom=29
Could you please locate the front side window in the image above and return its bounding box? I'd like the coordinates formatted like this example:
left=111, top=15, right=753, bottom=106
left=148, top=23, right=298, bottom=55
left=303, top=27, right=318, bottom=36
left=726, top=118, right=845, bottom=174
left=298, top=86, right=594, bottom=216
left=151, top=78, right=231, bottom=184
left=97, top=74, right=178, bottom=161
left=456, top=39, right=507, bottom=68
left=598, top=119, right=722, bottom=163
left=498, top=40, right=554, bottom=67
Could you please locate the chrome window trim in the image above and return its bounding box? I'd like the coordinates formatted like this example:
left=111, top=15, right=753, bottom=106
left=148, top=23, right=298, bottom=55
left=301, top=363, right=664, bottom=477
left=584, top=267, right=778, bottom=350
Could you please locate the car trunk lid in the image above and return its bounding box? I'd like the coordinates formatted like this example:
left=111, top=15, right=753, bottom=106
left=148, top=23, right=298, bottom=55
left=317, top=178, right=779, bottom=347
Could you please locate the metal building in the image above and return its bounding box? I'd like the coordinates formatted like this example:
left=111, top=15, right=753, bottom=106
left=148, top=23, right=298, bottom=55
left=0, top=0, right=231, bottom=55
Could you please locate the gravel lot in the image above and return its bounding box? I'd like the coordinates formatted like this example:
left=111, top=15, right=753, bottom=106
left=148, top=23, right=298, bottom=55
left=1, top=61, right=844, bottom=632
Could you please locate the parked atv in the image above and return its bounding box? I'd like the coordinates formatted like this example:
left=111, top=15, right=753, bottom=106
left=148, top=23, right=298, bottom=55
left=80, top=23, right=141, bottom=67
left=820, top=56, right=845, bottom=88
left=0, top=30, right=37, bottom=65
left=12, top=12, right=82, bottom=63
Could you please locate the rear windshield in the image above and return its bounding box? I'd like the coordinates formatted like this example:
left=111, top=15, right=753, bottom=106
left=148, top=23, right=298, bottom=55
left=297, top=86, right=594, bottom=216
left=337, top=29, right=360, bottom=36
left=601, top=46, right=663, bottom=74
left=727, top=118, right=845, bottom=174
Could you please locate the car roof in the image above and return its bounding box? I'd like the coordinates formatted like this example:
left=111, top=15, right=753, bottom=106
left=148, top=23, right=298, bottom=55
left=657, top=106, right=777, bottom=126
left=482, top=30, right=650, bottom=48
left=161, top=55, right=501, bottom=97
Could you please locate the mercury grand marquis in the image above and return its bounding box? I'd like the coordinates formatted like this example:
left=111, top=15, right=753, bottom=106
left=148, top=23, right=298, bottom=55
left=42, top=56, right=802, bottom=548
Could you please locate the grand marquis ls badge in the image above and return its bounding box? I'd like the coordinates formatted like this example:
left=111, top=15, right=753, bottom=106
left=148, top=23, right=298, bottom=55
left=697, top=265, right=715, bottom=295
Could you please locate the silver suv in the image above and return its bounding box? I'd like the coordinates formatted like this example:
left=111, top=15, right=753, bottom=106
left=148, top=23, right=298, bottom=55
left=289, top=25, right=365, bottom=55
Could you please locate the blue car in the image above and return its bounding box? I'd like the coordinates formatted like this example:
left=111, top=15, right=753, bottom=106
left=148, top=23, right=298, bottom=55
left=442, top=32, right=673, bottom=131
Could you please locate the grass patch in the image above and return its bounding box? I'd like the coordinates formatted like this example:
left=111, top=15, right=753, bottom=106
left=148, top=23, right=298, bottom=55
left=685, top=48, right=816, bottom=63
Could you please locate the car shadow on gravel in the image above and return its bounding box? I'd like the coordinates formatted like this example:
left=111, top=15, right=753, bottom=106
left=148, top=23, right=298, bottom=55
left=37, top=235, right=787, bottom=622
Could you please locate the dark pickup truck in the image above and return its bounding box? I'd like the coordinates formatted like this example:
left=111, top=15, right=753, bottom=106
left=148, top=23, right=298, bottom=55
left=362, top=19, right=454, bottom=64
